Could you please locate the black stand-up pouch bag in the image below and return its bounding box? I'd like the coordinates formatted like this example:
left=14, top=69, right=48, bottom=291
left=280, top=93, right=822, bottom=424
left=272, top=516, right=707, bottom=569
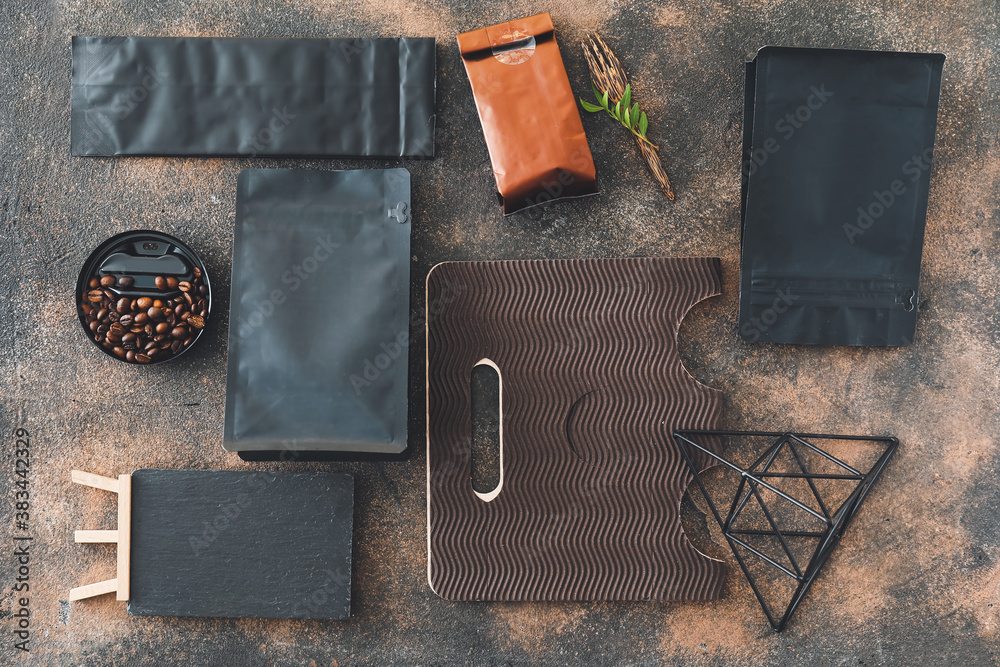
left=740, top=46, right=944, bottom=346
left=225, top=169, right=411, bottom=460
left=71, top=37, right=436, bottom=158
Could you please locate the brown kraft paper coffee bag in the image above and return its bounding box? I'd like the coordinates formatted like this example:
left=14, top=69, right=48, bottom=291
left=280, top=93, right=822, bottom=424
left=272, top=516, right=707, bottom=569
left=457, top=12, right=598, bottom=214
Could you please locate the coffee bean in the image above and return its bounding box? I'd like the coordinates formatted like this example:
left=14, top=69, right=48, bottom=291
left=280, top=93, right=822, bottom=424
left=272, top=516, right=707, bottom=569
left=193, top=266, right=202, bottom=278
left=82, top=269, right=208, bottom=363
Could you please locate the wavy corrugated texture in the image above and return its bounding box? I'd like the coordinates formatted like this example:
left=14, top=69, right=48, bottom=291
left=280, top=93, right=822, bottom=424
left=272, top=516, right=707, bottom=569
left=426, top=258, right=726, bottom=601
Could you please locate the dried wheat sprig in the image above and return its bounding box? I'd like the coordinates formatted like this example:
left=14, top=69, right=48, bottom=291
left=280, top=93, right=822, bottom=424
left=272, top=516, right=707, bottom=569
left=580, top=35, right=675, bottom=201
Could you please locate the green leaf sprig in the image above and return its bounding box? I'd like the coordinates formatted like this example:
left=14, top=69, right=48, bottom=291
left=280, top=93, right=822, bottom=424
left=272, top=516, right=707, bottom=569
left=580, top=81, right=657, bottom=150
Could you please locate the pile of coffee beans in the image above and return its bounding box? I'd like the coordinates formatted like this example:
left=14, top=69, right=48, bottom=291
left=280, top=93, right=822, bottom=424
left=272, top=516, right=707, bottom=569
left=79, top=267, right=209, bottom=364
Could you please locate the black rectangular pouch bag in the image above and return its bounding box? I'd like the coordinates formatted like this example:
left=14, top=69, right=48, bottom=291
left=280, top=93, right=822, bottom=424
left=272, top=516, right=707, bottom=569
left=739, top=46, right=944, bottom=346
left=225, top=168, right=411, bottom=460
left=71, top=36, right=436, bottom=158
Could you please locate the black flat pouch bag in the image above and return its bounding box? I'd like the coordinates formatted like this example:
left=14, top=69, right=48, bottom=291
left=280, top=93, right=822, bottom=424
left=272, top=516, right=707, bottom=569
left=71, top=36, right=436, bottom=158
left=224, top=169, right=411, bottom=459
left=740, top=46, right=944, bottom=346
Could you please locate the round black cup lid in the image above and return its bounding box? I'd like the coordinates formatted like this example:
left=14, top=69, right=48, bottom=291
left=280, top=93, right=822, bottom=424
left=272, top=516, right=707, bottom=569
left=77, top=230, right=212, bottom=365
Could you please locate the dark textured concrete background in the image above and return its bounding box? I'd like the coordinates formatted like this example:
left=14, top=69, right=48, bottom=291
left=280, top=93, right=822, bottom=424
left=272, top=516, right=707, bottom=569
left=1, top=0, right=998, bottom=665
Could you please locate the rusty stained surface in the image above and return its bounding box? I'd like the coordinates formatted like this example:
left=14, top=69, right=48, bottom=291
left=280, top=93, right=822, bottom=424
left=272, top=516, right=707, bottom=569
left=0, top=0, right=998, bottom=665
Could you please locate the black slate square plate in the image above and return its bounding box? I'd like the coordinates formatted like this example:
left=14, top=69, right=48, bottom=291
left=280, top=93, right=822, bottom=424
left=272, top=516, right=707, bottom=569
left=127, top=470, right=353, bottom=620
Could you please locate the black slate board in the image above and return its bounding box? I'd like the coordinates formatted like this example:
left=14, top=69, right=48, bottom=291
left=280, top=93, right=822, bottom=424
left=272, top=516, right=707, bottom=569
left=127, top=470, right=353, bottom=620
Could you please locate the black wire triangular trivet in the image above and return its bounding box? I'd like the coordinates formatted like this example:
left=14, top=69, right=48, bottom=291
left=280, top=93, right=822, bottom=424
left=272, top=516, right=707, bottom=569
left=673, top=430, right=898, bottom=632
